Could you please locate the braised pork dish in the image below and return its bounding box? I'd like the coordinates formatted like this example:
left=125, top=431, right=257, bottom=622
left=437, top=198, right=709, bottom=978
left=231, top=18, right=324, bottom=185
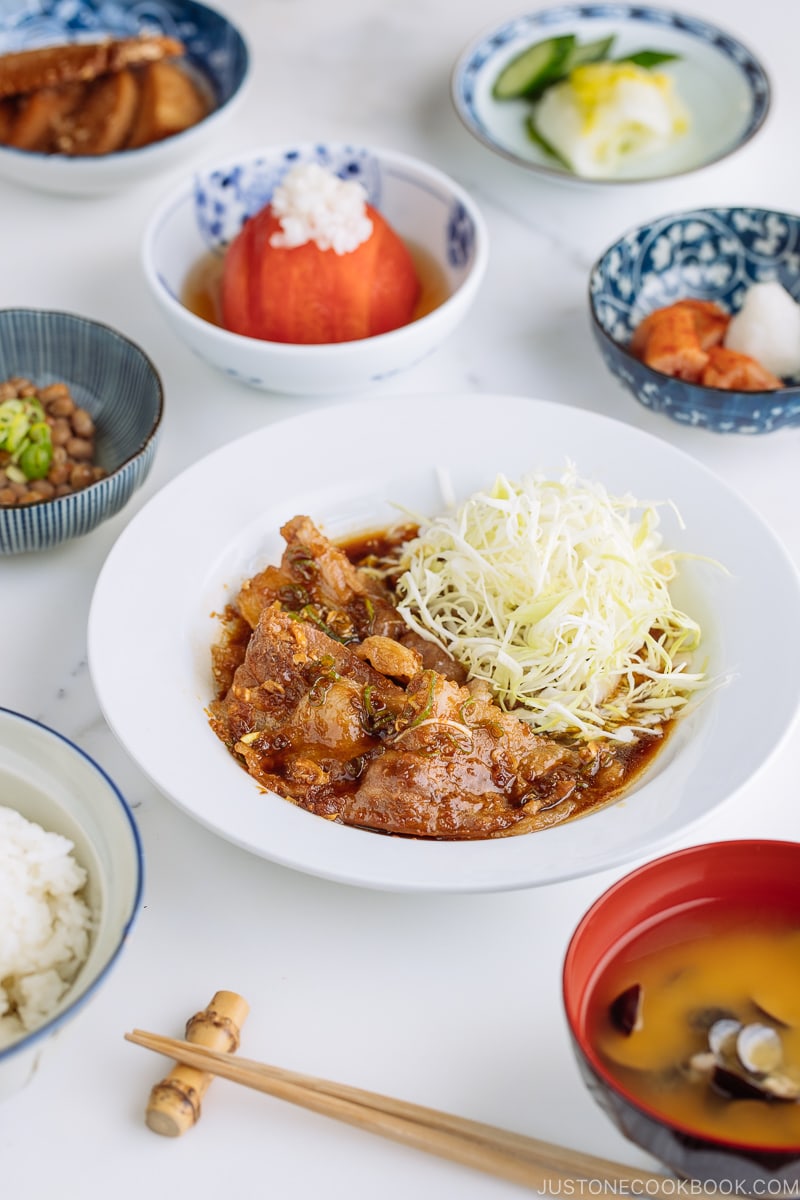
left=0, top=37, right=210, bottom=156
left=208, top=508, right=688, bottom=840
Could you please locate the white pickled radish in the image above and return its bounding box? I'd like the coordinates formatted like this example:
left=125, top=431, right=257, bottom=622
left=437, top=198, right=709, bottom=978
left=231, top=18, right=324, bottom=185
left=724, top=281, right=800, bottom=378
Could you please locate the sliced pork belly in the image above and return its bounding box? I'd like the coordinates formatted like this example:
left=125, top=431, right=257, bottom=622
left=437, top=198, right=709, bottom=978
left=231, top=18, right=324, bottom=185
left=342, top=671, right=593, bottom=839
left=235, top=514, right=405, bottom=642
left=208, top=516, right=607, bottom=837
left=208, top=602, right=405, bottom=815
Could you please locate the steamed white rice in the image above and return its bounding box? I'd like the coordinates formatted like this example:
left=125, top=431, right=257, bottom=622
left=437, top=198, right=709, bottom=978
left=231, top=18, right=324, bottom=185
left=0, top=805, right=93, bottom=1048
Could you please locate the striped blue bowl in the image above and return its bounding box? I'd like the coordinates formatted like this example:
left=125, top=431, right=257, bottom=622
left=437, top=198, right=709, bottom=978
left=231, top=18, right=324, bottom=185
left=0, top=309, right=163, bottom=553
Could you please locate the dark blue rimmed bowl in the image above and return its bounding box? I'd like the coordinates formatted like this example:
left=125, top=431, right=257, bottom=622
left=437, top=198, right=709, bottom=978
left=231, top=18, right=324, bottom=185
left=0, top=0, right=250, bottom=195
left=0, top=309, right=163, bottom=553
left=589, top=207, right=800, bottom=434
left=0, top=706, right=143, bottom=1100
left=452, top=6, right=771, bottom=186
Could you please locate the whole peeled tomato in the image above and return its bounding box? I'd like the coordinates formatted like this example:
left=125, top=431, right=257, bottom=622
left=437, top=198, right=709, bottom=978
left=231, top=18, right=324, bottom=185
left=221, top=204, right=421, bottom=344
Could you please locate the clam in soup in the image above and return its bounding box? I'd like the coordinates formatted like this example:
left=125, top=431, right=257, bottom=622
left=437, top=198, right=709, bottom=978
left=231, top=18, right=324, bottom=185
left=589, top=907, right=800, bottom=1148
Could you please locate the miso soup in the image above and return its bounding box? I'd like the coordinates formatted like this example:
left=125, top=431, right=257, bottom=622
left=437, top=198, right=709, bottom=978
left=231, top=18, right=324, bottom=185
left=588, top=903, right=800, bottom=1148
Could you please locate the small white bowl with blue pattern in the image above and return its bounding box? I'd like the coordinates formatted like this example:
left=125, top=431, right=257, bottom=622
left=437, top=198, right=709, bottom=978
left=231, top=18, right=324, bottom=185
left=0, top=707, right=143, bottom=1100
left=142, top=142, right=489, bottom=396
left=0, top=0, right=249, bottom=195
left=589, top=207, right=800, bottom=434
left=452, top=5, right=770, bottom=185
left=0, top=309, right=163, bottom=553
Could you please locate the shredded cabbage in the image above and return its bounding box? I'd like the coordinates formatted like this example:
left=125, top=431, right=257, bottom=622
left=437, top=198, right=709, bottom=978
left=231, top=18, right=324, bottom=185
left=395, top=468, right=706, bottom=743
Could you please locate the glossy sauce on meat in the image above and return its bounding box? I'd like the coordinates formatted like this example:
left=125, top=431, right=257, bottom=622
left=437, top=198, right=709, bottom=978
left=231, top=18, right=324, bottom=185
left=208, top=517, right=670, bottom=840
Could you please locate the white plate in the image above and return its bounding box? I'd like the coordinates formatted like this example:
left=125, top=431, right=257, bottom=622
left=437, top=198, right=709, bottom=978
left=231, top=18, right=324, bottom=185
left=451, top=5, right=770, bottom=185
left=88, top=394, right=800, bottom=893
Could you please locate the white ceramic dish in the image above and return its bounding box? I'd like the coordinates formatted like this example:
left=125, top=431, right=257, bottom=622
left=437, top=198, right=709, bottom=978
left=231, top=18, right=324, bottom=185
left=451, top=5, right=770, bottom=185
left=0, top=708, right=143, bottom=1100
left=142, top=143, right=488, bottom=395
left=88, top=393, right=800, bottom=894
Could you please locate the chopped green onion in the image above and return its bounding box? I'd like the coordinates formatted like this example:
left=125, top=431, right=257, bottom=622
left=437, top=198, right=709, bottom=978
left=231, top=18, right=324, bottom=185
left=28, top=421, right=50, bottom=444
left=4, top=411, right=29, bottom=453
left=0, top=396, right=54, bottom=481
left=18, top=441, right=52, bottom=480
left=362, top=684, right=395, bottom=734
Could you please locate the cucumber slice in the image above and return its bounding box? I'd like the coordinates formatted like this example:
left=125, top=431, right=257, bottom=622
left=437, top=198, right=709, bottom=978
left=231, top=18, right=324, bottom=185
left=525, top=115, right=572, bottom=170
left=492, top=34, right=575, bottom=100
left=561, top=34, right=616, bottom=73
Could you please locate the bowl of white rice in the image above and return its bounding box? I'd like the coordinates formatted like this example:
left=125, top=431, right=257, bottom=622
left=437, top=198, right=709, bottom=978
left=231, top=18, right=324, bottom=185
left=0, top=707, right=143, bottom=1100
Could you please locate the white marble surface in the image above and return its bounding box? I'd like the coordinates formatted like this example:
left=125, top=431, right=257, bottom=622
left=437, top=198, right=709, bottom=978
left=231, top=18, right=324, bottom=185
left=3, top=1, right=800, bottom=1196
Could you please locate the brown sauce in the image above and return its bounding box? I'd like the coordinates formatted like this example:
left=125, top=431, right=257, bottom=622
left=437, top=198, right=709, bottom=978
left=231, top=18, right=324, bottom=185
left=208, top=517, right=673, bottom=839
left=182, top=240, right=449, bottom=331
left=343, top=522, right=671, bottom=811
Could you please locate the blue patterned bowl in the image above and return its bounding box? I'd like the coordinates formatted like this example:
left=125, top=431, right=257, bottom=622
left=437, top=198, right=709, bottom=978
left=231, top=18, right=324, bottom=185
left=452, top=6, right=770, bottom=185
left=142, top=142, right=489, bottom=396
left=0, top=0, right=249, bottom=195
left=0, top=309, right=163, bottom=554
left=589, top=208, right=800, bottom=434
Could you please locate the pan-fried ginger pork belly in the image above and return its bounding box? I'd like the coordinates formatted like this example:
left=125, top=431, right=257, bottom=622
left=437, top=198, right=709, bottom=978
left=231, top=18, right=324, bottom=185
left=209, top=603, right=406, bottom=819
left=210, top=601, right=600, bottom=837
left=354, top=635, right=423, bottom=683
left=215, top=513, right=465, bottom=693
left=340, top=670, right=596, bottom=838
left=211, top=512, right=402, bottom=696
left=236, top=514, right=406, bottom=638
left=208, top=515, right=656, bottom=839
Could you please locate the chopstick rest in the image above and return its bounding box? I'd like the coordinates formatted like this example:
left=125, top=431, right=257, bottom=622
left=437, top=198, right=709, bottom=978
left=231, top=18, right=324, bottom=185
left=144, top=990, right=250, bottom=1137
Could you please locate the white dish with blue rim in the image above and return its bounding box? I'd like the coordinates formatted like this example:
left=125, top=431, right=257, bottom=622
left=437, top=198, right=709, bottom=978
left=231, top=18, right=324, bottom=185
left=0, top=0, right=249, bottom=195
left=0, top=707, right=143, bottom=1100
left=88, top=392, right=800, bottom=893
left=141, top=142, right=488, bottom=395
left=451, top=4, right=770, bottom=185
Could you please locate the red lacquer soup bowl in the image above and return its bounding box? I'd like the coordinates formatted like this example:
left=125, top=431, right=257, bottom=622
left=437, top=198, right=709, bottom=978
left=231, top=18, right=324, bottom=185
left=563, top=841, right=800, bottom=1188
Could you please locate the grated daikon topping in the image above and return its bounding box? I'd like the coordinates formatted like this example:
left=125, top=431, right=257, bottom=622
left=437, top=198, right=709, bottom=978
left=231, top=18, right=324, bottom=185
left=268, top=162, right=374, bottom=255
left=395, top=468, right=707, bottom=743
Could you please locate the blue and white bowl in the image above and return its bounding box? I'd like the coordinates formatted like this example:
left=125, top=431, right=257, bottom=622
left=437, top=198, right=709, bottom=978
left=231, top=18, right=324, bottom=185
left=0, top=0, right=249, bottom=195
left=589, top=207, right=800, bottom=434
left=0, top=708, right=143, bottom=1100
left=452, top=5, right=770, bottom=185
left=0, top=309, right=163, bottom=553
left=142, top=142, right=489, bottom=396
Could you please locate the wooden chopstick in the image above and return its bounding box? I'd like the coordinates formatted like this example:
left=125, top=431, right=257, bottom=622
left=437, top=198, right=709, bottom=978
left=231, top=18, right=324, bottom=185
left=126, top=1029, right=676, bottom=1193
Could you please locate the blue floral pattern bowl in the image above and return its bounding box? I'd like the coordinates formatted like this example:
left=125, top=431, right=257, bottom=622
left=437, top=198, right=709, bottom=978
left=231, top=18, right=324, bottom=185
left=589, top=208, right=800, bottom=433
left=143, top=142, right=489, bottom=396
left=452, top=6, right=770, bottom=186
left=0, top=309, right=163, bottom=554
left=0, top=0, right=249, bottom=195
